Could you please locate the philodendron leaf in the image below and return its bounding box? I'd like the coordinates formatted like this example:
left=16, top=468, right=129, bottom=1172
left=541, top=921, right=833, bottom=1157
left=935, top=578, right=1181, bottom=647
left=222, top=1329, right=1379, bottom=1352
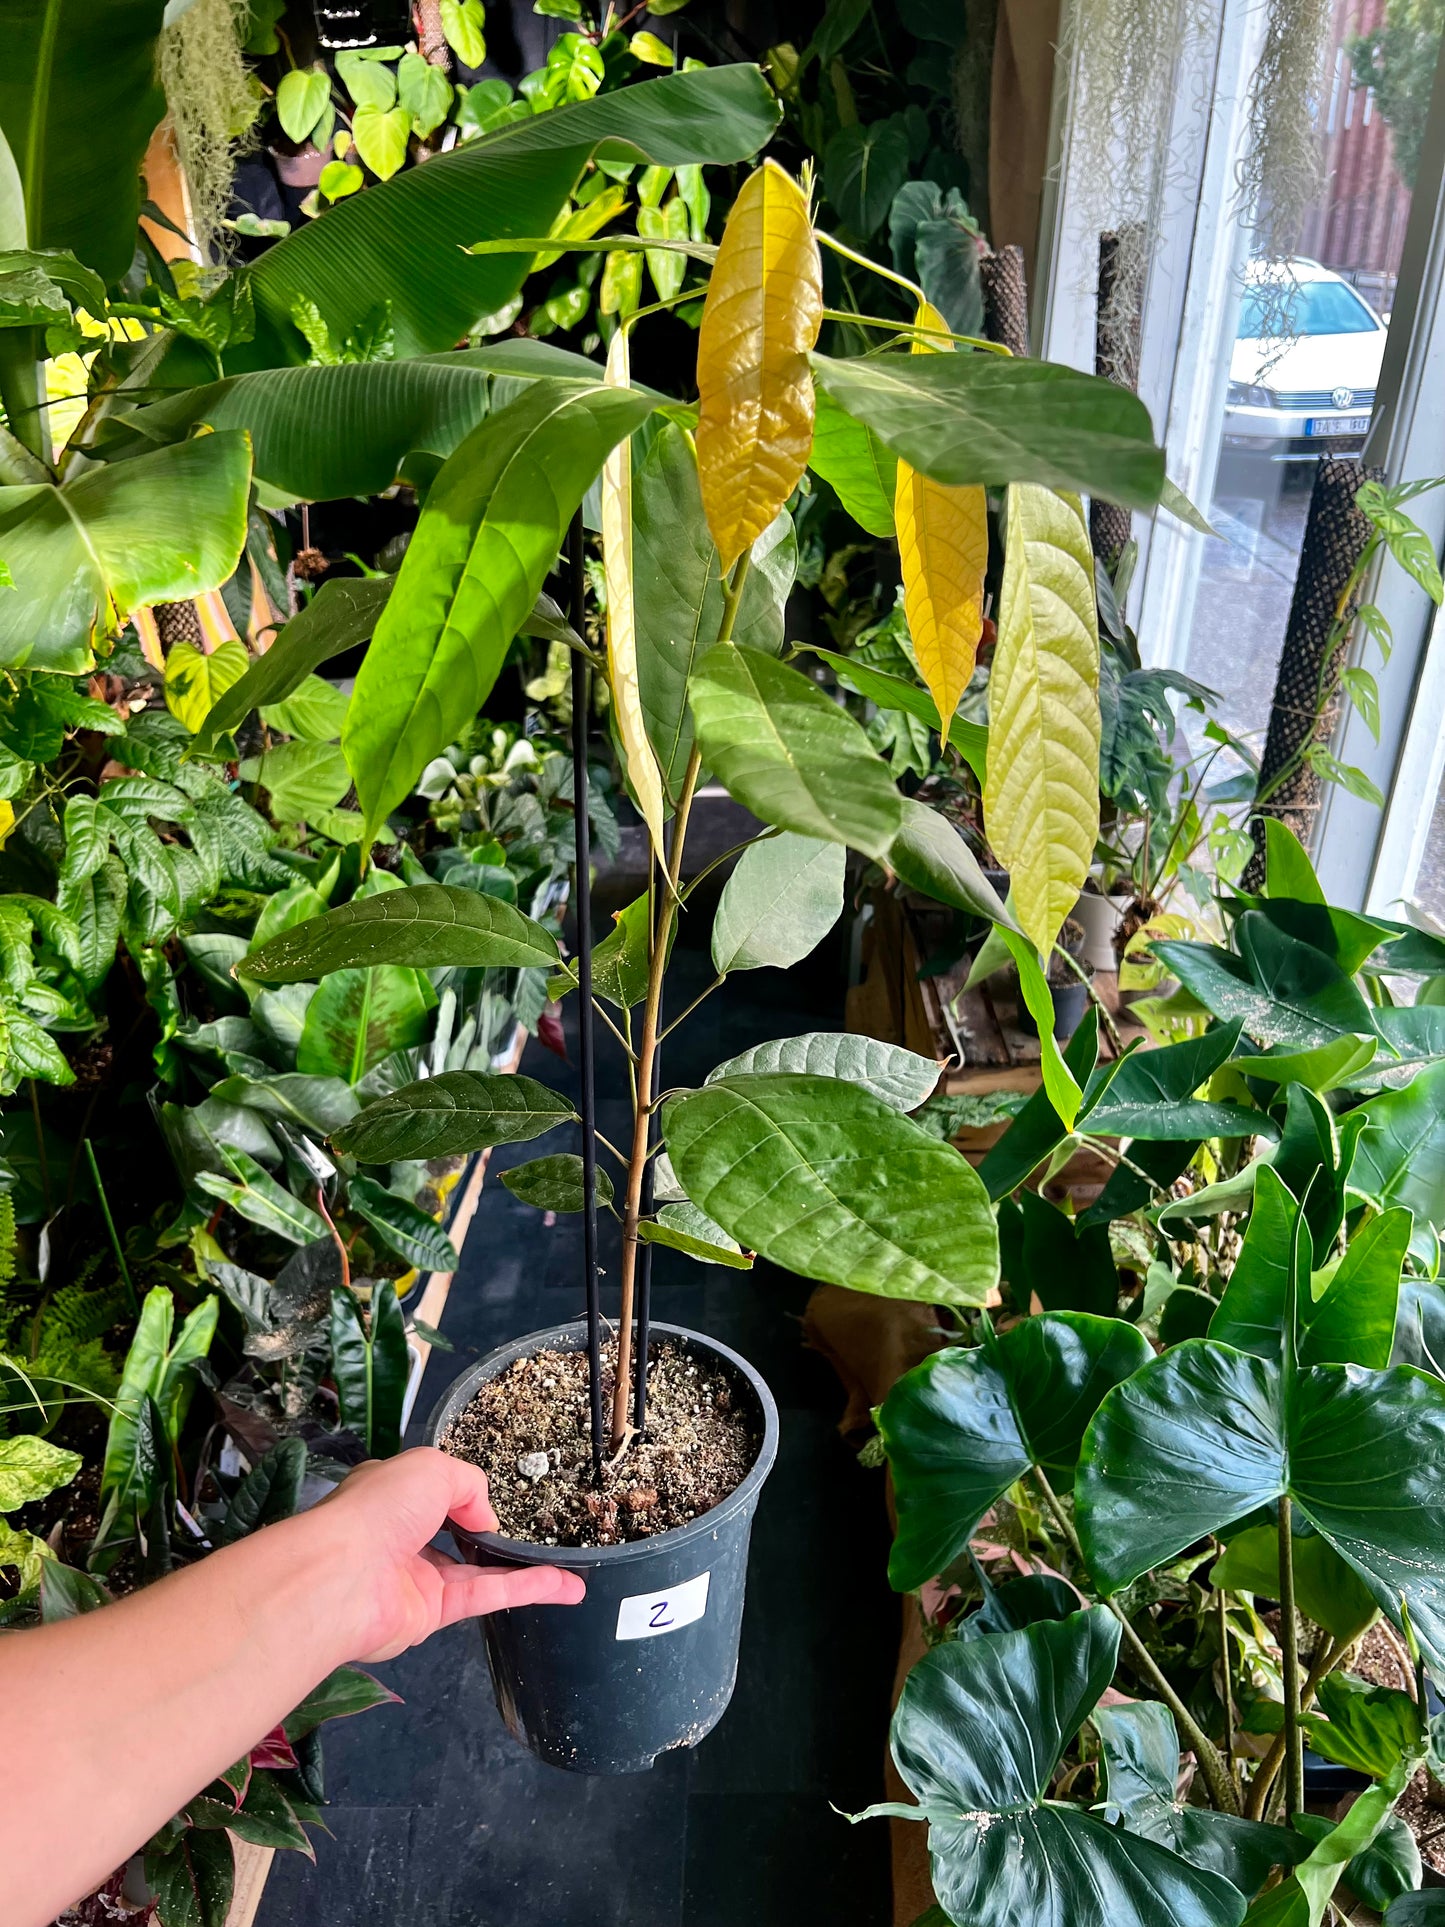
left=344, top=377, right=656, bottom=841
left=1093, top=1700, right=1304, bottom=1898
left=1154, top=915, right=1381, bottom=1051
left=334, top=1072, right=576, bottom=1161
left=695, top=160, right=822, bottom=573
left=636, top=1201, right=752, bottom=1268
left=347, top=1173, right=459, bottom=1272
left=705, top=1033, right=939, bottom=1111
left=711, top=833, right=845, bottom=973
left=0, top=1435, right=82, bottom=1510
left=329, top=1281, right=408, bottom=1457
left=879, top=1312, right=1150, bottom=1590
left=978, top=1008, right=1102, bottom=1200
left=663, top=1072, right=998, bottom=1308
left=1075, top=1337, right=1445, bottom=1682
left=238, top=884, right=559, bottom=981
left=1080, top=1020, right=1261, bottom=1141
left=984, top=485, right=1100, bottom=957
left=1209, top=1523, right=1379, bottom=1644
left=195, top=1154, right=329, bottom=1245
left=864, top=1610, right=1246, bottom=1927
left=688, top=645, right=904, bottom=858
left=1351, top=1058, right=1445, bottom=1268
left=812, top=351, right=1167, bottom=511
left=502, top=1153, right=614, bottom=1212
left=1232, top=1034, right=1379, bottom=1095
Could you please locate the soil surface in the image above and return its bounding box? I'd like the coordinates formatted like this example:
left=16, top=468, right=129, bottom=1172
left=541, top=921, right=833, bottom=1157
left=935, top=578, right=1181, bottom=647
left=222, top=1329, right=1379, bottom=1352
left=440, top=1339, right=760, bottom=1547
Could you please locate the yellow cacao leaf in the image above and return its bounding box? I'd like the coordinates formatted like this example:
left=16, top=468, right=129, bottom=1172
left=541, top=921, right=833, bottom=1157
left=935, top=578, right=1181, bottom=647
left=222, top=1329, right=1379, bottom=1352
left=895, top=302, right=986, bottom=738
left=695, top=160, right=822, bottom=574
left=602, top=327, right=666, bottom=860
left=983, top=485, right=1100, bottom=957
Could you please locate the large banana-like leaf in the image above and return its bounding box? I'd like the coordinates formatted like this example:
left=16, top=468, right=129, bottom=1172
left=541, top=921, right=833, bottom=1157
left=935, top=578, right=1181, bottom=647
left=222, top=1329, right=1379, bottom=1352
left=1076, top=1337, right=1445, bottom=1682
left=0, top=0, right=166, bottom=282
left=811, top=351, right=1167, bottom=510
left=880, top=1312, right=1150, bottom=1589
left=695, top=160, right=822, bottom=572
left=894, top=302, right=986, bottom=738
left=984, top=485, right=1100, bottom=956
left=601, top=328, right=665, bottom=858
left=229, top=66, right=781, bottom=371
left=868, top=1612, right=1247, bottom=1927
left=632, top=421, right=794, bottom=799
left=0, top=432, right=251, bottom=672
left=343, top=377, right=655, bottom=842
left=688, top=645, right=904, bottom=858
left=662, top=1071, right=999, bottom=1307
left=122, top=342, right=603, bottom=501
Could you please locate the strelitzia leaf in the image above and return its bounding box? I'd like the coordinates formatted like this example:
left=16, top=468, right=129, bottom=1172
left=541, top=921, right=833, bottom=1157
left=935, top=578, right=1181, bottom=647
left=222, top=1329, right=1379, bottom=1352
left=695, top=160, right=822, bottom=572
left=984, top=485, right=1100, bottom=955
left=894, top=302, right=986, bottom=738
left=601, top=328, right=666, bottom=860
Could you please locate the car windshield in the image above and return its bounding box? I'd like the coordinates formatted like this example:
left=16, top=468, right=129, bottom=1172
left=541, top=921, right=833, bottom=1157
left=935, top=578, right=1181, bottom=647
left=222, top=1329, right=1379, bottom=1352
left=1237, top=277, right=1380, bottom=339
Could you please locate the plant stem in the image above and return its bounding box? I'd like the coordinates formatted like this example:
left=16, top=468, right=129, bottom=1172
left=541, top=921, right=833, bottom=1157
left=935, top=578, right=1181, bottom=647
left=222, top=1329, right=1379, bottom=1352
left=1052, top=942, right=1123, bottom=1055
left=658, top=973, right=724, bottom=1044
left=1278, top=1494, right=1304, bottom=1821
left=1246, top=1633, right=1349, bottom=1821
left=608, top=554, right=751, bottom=1451
left=1217, top=1585, right=1236, bottom=1788
left=85, top=1139, right=138, bottom=1317
left=1031, top=1466, right=1240, bottom=1813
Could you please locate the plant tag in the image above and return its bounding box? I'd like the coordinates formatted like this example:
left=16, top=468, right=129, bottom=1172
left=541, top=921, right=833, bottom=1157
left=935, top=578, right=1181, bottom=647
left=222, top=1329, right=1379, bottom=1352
left=615, top=1570, right=710, bottom=1641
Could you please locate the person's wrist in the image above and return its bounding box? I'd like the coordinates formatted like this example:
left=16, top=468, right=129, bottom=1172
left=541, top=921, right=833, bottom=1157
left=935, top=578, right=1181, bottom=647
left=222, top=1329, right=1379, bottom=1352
left=244, top=1500, right=375, bottom=1676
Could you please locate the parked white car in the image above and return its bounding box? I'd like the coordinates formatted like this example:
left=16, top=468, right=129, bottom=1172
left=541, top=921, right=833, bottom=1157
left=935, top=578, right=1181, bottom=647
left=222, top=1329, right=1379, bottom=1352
left=1223, top=258, right=1387, bottom=462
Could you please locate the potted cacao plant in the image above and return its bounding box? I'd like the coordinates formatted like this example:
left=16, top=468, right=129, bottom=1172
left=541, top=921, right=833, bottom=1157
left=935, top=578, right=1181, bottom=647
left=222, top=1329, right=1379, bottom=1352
left=231, top=152, right=1177, bottom=1772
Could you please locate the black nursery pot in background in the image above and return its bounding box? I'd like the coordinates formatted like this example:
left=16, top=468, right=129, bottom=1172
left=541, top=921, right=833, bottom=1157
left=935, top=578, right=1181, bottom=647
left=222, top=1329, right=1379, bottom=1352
left=426, top=1319, right=780, bottom=1775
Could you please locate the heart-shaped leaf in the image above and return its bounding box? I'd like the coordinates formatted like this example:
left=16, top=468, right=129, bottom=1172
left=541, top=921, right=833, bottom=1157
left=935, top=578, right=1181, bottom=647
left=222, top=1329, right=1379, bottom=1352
left=1154, top=916, right=1380, bottom=1051
left=1076, top=1338, right=1445, bottom=1680
left=880, top=1312, right=1150, bottom=1589
left=867, top=1610, right=1246, bottom=1927
left=663, top=1072, right=998, bottom=1308
left=1351, top=1059, right=1445, bottom=1267
left=334, top=1072, right=576, bottom=1161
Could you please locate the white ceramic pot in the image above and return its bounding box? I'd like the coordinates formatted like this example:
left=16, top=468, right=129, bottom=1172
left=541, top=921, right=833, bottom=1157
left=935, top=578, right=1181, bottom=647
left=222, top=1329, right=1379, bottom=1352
left=1073, top=887, right=1128, bottom=973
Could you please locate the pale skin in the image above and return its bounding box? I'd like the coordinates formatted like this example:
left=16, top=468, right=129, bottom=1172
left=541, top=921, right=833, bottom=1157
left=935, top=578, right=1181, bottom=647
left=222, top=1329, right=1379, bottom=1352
left=0, top=1447, right=586, bottom=1927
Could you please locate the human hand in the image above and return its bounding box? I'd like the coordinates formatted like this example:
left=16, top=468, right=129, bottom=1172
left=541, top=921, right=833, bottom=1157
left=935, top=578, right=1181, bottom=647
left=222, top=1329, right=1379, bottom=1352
left=314, top=1448, right=585, bottom=1663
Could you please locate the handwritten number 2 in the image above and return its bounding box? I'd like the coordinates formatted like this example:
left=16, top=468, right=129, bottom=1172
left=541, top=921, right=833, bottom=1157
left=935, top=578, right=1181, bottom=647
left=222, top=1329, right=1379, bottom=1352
left=649, top=1600, right=673, bottom=1629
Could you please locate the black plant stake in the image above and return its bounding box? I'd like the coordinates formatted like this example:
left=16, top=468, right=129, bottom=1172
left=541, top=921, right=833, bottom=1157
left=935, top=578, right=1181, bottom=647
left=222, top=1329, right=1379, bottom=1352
left=567, top=512, right=605, bottom=1482
left=633, top=970, right=659, bottom=1437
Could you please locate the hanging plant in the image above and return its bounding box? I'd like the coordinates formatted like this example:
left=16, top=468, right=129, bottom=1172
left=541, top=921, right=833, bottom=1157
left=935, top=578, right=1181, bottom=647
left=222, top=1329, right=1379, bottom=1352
left=158, top=0, right=263, bottom=263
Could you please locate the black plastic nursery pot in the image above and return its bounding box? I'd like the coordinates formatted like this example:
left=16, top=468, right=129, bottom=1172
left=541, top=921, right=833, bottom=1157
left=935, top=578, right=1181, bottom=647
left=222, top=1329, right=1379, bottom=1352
left=425, top=1318, right=780, bottom=1775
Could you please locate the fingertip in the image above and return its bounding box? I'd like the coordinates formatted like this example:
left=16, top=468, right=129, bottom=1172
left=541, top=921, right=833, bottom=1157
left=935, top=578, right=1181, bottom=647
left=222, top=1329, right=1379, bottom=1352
left=443, top=1454, right=499, bottom=1533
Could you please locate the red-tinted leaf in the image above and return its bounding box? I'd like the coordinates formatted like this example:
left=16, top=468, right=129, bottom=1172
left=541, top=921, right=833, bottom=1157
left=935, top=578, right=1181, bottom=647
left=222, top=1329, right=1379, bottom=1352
left=282, top=1663, right=401, bottom=1740
left=536, top=1004, right=567, bottom=1060
left=249, top=1725, right=299, bottom=1771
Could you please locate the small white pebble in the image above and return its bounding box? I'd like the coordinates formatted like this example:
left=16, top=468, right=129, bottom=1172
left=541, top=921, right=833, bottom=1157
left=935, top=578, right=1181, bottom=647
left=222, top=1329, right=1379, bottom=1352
left=517, top=1451, right=550, bottom=1481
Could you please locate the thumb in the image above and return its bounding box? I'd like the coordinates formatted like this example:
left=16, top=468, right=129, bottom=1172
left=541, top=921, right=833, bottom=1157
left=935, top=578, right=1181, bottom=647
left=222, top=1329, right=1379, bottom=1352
left=435, top=1561, right=586, bottom=1627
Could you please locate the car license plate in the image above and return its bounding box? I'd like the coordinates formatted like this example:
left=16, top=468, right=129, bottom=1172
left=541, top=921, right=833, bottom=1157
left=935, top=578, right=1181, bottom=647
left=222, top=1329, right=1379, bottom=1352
left=1306, top=414, right=1371, bottom=436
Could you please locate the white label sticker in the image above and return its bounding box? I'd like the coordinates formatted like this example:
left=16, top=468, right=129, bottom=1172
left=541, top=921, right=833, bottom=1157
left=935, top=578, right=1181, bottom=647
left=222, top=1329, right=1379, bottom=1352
left=615, top=1569, right=711, bottom=1641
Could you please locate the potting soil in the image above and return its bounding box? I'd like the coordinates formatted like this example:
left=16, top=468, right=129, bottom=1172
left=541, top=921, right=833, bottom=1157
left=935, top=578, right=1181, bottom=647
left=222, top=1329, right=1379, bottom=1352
left=441, top=1339, right=760, bottom=1546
